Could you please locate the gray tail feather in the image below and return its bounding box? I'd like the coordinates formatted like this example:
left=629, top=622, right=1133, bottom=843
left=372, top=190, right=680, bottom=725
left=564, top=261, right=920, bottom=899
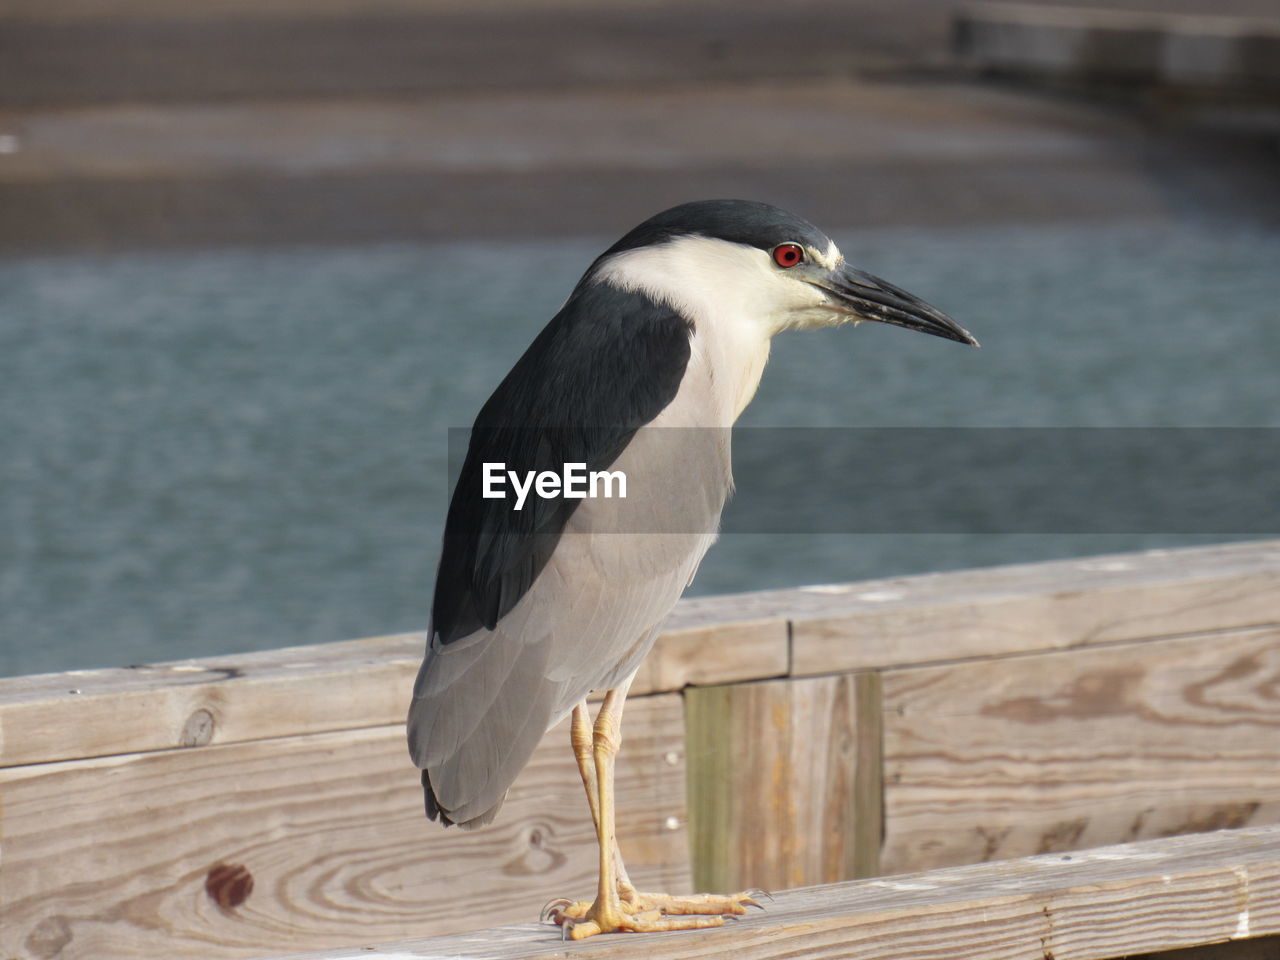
left=421, top=768, right=504, bottom=830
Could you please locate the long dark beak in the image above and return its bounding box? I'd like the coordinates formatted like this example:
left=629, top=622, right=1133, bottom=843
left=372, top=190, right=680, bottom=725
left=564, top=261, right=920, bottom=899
left=817, top=264, right=979, bottom=346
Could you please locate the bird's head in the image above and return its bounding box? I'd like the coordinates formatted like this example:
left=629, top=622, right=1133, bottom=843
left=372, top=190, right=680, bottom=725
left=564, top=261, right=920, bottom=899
left=590, top=199, right=978, bottom=346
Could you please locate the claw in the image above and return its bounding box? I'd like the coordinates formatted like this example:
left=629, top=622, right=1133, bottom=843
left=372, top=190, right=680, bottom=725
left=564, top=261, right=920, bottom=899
left=540, top=898, right=573, bottom=923
left=747, top=887, right=774, bottom=902
left=741, top=898, right=764, bottom=910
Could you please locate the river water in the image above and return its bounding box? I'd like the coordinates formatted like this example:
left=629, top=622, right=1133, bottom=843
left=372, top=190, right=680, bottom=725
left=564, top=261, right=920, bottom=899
left=2, top=219, right=1277, bottom=676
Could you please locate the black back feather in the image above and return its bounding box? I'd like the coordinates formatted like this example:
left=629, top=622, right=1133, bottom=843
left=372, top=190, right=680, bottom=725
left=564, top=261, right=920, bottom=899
left=430, top=281, right=694, bottom=646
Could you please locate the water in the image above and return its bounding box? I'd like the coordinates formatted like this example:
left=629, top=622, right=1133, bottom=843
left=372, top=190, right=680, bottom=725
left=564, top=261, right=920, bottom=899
left=2, top=220, right=1278, bottom=677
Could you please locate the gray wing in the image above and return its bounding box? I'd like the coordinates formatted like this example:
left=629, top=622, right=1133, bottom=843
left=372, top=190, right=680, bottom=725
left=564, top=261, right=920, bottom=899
left=407, top=361, right=731, bottom=828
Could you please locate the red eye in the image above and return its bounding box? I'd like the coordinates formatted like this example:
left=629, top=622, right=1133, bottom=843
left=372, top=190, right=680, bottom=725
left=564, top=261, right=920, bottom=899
left=773, top=243, right=804, bottom=268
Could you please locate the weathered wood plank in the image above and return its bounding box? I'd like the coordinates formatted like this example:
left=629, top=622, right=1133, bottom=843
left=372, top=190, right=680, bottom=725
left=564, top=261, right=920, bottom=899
left=1135, top=938, right=1280, bottom=959
left=850, top=671, right=884, bottom=881
left=267, top=825, right=1280, bottom=960
left=0, top=631, right=424, bottom=769
left=631, top=618, right=787, bottom=698
left=0, top=694, right=689, bottom=960
left=790, top=540, right=1280, bottom=675
left=685, top=674, right=880, bottom=893
left=0, top=604, right=786, bottom=768
left=879, top=626, right=1280, bottom=874
left=4, top=540, right=1276, bottom=769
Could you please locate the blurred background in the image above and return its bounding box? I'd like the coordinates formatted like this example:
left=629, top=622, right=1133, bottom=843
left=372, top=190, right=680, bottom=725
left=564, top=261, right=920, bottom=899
left=2, top=0, right=1278, bottom=676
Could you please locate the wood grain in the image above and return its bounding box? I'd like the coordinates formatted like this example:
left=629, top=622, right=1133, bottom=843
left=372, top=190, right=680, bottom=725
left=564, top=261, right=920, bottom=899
left=266, top=825, right=1280, bottom=960
left=5, top=540, right=1277, bottom=769
left=0, top=693, right=690, bottom=960
left=0, top=599, right=787, bottom=769
left=879, top=626, right=1280, bottom=874
left=630, top=618, right=788, bottom=698
left=1132, top=938, right=1280, bottom=959
left=790, top=540, right=1280, bottom=675
left=685, top=674, right=880, bottom=893
left=0, top=631, right=426, bottom=768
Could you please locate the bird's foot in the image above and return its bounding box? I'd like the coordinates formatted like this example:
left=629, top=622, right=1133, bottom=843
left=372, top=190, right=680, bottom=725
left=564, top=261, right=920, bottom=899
left=541, top=889, right=764, bottom=939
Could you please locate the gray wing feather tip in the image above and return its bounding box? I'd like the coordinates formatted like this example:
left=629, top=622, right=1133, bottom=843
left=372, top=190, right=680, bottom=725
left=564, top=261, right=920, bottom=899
left=422, top=768, right=504, bottom=829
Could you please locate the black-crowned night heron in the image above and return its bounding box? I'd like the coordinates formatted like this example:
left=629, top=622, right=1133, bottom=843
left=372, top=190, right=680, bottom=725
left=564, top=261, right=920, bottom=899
left=408, top=199, right=977, bottom=938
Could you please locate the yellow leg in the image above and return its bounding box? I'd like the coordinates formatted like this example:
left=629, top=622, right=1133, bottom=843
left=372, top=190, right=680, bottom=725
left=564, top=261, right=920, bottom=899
left=545, top=679, right=760, bottom=939
left=543, top=701, right=635, bottom=924
left=587, top=681, right=627, bottom=931
left=570, top=701, right=599, bottom=830
left=571, top=702, right=637, bottom=899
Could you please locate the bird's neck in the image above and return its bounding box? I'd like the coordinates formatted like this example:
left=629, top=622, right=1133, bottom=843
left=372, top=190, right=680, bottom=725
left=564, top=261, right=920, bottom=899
left=694, top=314, right=772, bottom=424
left=593, top=240, right=779, bottom=424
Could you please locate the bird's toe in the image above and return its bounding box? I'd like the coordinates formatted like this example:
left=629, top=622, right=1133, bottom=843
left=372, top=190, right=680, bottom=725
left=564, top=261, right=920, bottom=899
left=562, top=907, right=728, bottom=939
left=624, top=889, right=764, bottom=916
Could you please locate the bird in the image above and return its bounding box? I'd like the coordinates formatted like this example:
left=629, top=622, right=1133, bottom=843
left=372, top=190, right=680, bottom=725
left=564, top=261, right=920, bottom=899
left=407, top=198, right=977, bottom=939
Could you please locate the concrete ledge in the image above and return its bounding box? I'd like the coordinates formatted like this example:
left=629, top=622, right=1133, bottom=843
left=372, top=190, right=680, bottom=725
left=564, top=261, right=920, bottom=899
left=0, top=155, right=1174, bottom=254
left=0, top=79, right=1184, bottom=253
left=0, top=0, right=951, bottom=108
left=956, top=2, right=1280, bottom=92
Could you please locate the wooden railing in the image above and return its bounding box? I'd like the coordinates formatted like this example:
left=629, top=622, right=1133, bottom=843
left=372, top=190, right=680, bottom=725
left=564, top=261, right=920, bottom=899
left=2, top=539, right=1279, bottom=959
left=276, top=826, right=1280, bottom=960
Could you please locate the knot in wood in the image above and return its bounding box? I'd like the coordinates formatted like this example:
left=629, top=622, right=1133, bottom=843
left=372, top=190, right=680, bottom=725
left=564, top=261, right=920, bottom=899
left=206, top=862, right=254, bottom=909
left=503, top=824, right=566, bottom=876
left=25, top=915, right=73, bottom=959
left=180, top=708, right=216, bottom=747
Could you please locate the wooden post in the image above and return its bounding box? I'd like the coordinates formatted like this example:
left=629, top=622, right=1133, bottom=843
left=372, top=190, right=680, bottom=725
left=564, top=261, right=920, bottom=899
left=685, top=672, right=883, bottom=893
